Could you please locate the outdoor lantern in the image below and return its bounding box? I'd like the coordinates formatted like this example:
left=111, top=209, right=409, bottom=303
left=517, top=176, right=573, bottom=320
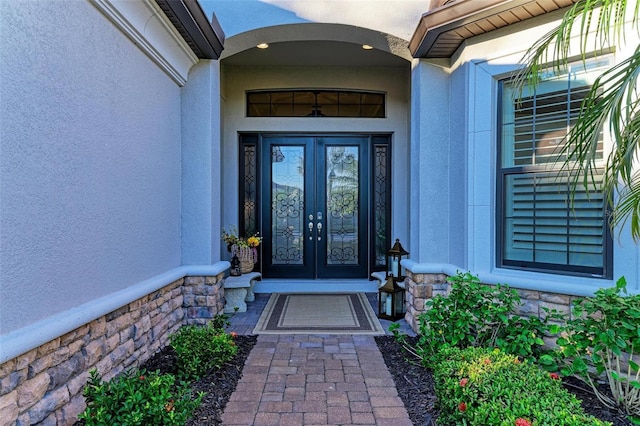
left=386, top=239, right=409, bottom=281
left=378, top=275, right=406, bottom=320
left=230, top=254, right=241, bottom=276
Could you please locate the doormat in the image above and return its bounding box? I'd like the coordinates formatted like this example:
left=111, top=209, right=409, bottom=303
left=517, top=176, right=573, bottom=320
left=253, top=293, right=385, bottom=335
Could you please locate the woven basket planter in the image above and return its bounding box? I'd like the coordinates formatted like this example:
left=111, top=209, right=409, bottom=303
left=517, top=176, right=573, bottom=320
left=237, top=246, right=257, bottom=273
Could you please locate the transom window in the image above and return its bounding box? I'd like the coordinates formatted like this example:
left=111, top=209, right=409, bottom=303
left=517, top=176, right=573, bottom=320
left=497, top=58, right=613, bottom=278
left=246, top=90, right=385, bottom=118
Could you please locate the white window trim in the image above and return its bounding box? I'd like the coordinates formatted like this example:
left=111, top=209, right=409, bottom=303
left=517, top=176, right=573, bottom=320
left=463, top=59, right=634, bottom=295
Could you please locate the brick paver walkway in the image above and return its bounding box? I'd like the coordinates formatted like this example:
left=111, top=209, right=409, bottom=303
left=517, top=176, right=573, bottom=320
left=222, top=293, right=416, bottom=425
left=221, top=334, right=413, bottom=426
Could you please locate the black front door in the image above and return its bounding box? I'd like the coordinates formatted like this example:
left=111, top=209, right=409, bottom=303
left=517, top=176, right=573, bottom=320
left=261, top=135, right=369, bottom=278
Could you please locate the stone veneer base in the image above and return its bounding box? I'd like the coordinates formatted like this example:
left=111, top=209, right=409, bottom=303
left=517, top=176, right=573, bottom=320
left=0, top=274, right=225, bottom=425
left=404, top=271, right=578, bottom=335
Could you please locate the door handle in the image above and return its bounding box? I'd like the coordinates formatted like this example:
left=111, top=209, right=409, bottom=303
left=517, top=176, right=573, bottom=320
left=307, top=214, right=323, bottom=241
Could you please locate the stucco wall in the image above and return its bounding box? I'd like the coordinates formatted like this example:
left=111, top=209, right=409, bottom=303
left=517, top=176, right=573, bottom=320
left=220, top=64, right=411, bottom=250
left=181, top=60, right=223, bottom=265
left=409, top=60, right=453, bottom=263
left=0, top=1, right=183, bottom=334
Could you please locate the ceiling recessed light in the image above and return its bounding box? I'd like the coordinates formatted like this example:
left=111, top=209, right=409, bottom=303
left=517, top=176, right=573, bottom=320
left=257, top=43, right=269, bottom=49
left=362, top=44, right=373, bottom=50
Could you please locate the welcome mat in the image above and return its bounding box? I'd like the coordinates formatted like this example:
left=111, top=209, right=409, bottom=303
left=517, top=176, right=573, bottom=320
left=253, top=293, right=385, bottom=335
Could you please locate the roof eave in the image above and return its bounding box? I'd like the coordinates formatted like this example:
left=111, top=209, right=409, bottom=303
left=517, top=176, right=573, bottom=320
left=409, top=0, right=576, bottom=59
left=155, top=0, right=225, bottom=60
left=410, top=0, right=524, bottom=58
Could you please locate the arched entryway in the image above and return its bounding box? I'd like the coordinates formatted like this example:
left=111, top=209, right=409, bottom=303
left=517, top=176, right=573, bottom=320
left=219, top=23, right=412, bottom=282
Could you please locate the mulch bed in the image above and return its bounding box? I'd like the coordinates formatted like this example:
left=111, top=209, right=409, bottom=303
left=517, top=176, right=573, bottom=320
left=139, top=335, right=257, bottom=425
left=134, top=334, right=634, bottom=425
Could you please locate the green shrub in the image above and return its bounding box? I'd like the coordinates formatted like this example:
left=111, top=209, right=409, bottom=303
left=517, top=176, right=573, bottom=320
left=78, top=368, right=202, bottom=426
left=402, top=272, right=558, bottom=365
left=208, top=312, right=232, bottom=331
left=433, top=347, right=610, bottom=426
left=170, top=322, right=238, bottom=381
left=541, top=277, right=640, bottom=420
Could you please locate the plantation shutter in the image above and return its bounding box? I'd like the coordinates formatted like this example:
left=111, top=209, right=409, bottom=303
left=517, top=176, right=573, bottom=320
left=499, top=58, right=610, bottom=277
left=504, top=171, right=605, bottom=268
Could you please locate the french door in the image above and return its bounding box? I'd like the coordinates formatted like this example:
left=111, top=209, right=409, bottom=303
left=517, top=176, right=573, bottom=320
left=239, top=133, right=391, bottom=280
left=261, top=135, right=368, bottom=278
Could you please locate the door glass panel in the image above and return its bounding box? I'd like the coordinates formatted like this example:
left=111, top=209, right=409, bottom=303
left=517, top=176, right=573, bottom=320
left=271, top=145, right=305, bottom=265
left=373, top=143, right=389, bottom=267
left=242, top=143, right=258, bottom=235
left=325, top=146, right=359, bottom=265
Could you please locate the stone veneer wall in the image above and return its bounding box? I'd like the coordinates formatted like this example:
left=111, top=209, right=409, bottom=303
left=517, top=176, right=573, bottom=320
left=0, top=273, right=225, bottom=425
left=404, top=271, right=577, bottom=333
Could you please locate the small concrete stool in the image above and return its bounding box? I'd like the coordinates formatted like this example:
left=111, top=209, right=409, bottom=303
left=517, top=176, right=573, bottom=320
left=223, top=272, right=262, bottom=313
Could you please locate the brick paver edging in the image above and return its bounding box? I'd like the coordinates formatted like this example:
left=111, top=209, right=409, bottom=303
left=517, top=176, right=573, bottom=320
left=221, top=334, right=412, bottom=426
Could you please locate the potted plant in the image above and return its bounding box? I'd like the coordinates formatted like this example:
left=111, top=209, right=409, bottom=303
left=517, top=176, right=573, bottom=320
left=222, top=226, right=262, bottom=273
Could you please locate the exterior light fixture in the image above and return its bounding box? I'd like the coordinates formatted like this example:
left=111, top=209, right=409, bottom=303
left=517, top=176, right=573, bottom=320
left=306, top=91, right=325, bottom=117
left=362, top=44, right=373, bottom=50
left=230, top=253, right=241, bottom=276
left=386, top=238, right=409, bottom=281
left=257, top=43, right=269, bottom=49
left=378, top=275, right=405, bottom=320
left=378, top=239, right=409, bottom=320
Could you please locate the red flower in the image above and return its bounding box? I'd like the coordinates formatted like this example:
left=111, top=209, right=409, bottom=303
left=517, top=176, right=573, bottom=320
left=230, top=331, right=238, bottom=338
left=459, top=378, right=469, bottom=387
left=484, top=358, right=491, bottom=365
left=549, top=372, right=560, bottom=380
left=139, top=375, right=145, bottom=380
left=458, top=402, right=467, bottom=412
left=515, top=418, right=532, bottom=426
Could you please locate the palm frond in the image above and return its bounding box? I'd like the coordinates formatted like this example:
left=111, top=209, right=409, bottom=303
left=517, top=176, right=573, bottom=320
left=610, top=172, right=640, bottom=240
left=562, top=46, right=640, bottom=182
left=513, top=0, right=640, bottom=240
left=514, top=0, right=639, bottom=92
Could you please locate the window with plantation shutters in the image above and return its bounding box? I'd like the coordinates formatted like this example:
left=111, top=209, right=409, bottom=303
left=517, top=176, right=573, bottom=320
left=498, top=58, right=612, bottom=278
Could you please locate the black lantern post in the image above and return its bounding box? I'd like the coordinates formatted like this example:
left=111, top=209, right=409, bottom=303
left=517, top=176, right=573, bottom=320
left=386, top=239, right=409, bottom=281
left=379, top=239, right=409, bottom=320
left=378, top=275, right=405, bottom=320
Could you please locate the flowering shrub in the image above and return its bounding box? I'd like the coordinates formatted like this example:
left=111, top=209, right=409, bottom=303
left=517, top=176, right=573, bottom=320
left=79, top=369, right=202, bottom=425
left=433, top=347, right=610, bottom=426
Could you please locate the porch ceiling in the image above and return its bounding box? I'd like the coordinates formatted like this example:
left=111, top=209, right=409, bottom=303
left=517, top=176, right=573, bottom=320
left=410, top=0, right=579, bottom=59
left=220, top=23, right=411, bottom=68
left=221, top=40, right=409, bottom=68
